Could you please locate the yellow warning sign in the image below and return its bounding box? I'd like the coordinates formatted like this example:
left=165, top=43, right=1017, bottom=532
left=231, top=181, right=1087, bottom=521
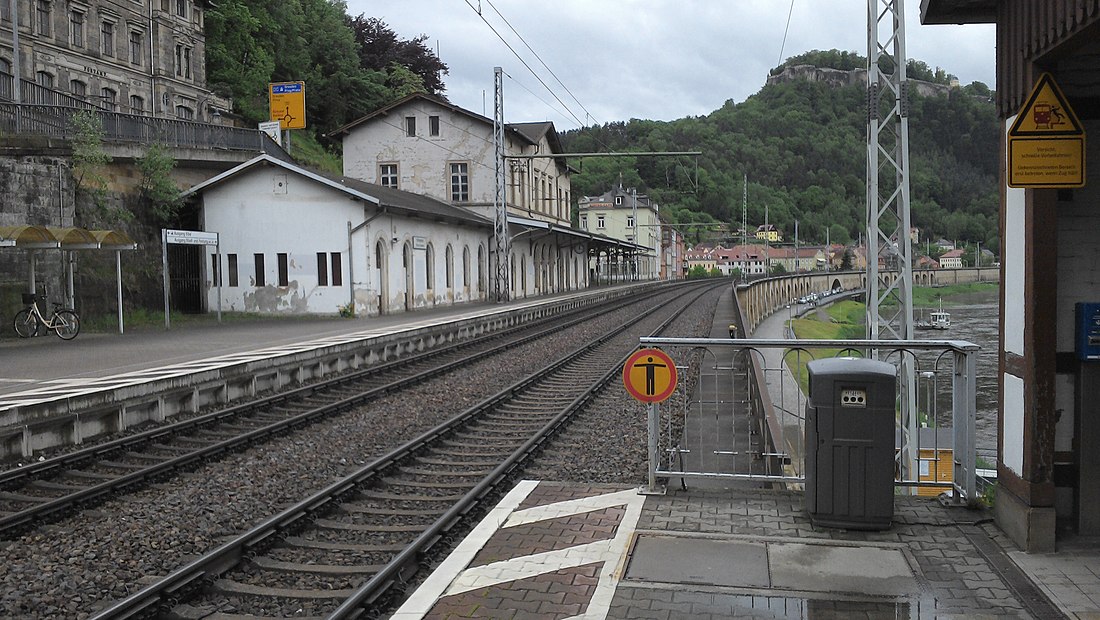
left=623, top=348, right=678, bottom=404
left=1008, top=73, right=1085, bottom=188
left=269, top=81, right=306, bottom=130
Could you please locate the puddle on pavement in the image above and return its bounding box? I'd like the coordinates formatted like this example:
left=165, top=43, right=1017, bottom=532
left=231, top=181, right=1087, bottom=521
left=719, top=593, right=913, bottom=618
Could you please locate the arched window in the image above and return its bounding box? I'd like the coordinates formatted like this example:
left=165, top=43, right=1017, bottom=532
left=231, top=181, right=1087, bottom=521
left=462, top=247, right=471, bottom=291
left=477, top=245, right=485, bottom=293
left=425, top=243, right=435, bottom=290
left=510, top=254, right=516, bottom=292
left=445, top=244, right=454, bottom=289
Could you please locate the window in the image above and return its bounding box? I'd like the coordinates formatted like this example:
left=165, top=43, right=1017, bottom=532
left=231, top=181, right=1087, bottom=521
left=101, top=87, right=117, bottom=111
left=1, top=0, right=9, bottom=22
left=614, top=196, right=623, bottom=205
left=254, top=254, right=266, bottom=287
left=175, top=105, right=193, bottom=120
left=596, top=215, right=605, bottom=229
left=429, top=115, right=440, bottom=136
left=277, top=253, right=289, bottom=287
left=70, top=80, right=86, bottom=99
left=449, top=162, right=469, bottom=202
left=317, top=253, right=328, bottom=286
left=445, top=245, right=453, bottom=288
left=129, top=95, right=144, bottom=115
left=70, top=10, right=84, bottom=47
left=35, top=71, right=53, bottom=104
left=330, top=253, right=342, bottom=286
left=175, top=0, right=188, bottom=18
left=101, top=21, right=114, bottom=56
left=129, top=31, right=143, bottom=65
left=228, top=254, right=238, bottom=287
left=211, top=254, right=221, bottom=286
left=405, top=116, right=416, bottom=137
left=175, top=44, right=191, bottom=79
left=580, top=215, right=587, bottom=229
left=378, top=163, right=398, bottom=188
left=627, top=215, right=635, bottom=228
left=425, top=245, right=434, bottom=289
left=36, top=1, right=50, bottom=36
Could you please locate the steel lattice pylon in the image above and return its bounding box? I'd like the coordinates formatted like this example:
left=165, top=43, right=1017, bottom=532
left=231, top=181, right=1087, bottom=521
left=492, top=67, right=511, bottom=303
left=866, top=0, right=917, bottom=483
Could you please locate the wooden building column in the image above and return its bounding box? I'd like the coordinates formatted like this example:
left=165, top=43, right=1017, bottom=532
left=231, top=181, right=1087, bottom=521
left=996, top=116, right=1059, bottom=552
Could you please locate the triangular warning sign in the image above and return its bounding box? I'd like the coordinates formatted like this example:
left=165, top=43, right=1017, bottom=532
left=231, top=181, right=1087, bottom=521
left=1008, top=73, right=1084, bottom=137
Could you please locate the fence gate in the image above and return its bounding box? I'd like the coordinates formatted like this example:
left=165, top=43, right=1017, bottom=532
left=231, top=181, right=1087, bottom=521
left=167, top=244, right=203, bottom=313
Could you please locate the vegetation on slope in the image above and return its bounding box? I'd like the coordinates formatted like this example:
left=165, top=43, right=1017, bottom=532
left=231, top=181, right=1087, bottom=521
left=562, top=50, right=999, bottom=251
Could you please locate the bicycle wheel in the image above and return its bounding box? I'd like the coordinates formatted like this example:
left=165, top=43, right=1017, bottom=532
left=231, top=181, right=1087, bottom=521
left=53, top=310, right=80, bottom=340
left=13, top=309, right=40, bottom=338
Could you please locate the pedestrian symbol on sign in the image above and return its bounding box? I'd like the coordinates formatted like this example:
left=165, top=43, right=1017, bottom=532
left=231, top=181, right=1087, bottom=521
left=623, top=348, right=678, bottom=403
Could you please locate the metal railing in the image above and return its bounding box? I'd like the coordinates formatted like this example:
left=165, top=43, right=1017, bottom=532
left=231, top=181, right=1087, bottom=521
left=0, top=102, right=284, bottom=154
left=0, top=72, right=289, bottom=159
left=639, top=336, right=980, bottom=504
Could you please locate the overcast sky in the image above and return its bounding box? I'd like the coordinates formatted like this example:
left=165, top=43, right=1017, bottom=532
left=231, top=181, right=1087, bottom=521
left=345, top=1, right=996, bottom=130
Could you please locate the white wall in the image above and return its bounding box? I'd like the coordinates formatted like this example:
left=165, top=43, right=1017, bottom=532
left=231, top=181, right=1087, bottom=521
left=341, top=99, right=570, bottom=227
left=201, top=168, right=364, bottom=314
left=200, top=167, right=491, bottom=316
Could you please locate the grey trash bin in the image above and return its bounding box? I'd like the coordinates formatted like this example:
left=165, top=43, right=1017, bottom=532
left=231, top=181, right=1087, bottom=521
left=805, top=357, right=897, bottom=530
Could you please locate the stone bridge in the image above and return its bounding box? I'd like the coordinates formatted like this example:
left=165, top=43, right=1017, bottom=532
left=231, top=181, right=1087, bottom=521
left=735, top=267, right=999, bottom=333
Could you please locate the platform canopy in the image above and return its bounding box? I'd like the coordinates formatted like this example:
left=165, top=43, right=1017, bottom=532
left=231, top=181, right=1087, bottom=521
left=0, top=225, right=137, bottom=250
left=1, top=225, right=138, bottom=334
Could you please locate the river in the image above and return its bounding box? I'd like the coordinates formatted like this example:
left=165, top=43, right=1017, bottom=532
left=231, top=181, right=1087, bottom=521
left=915, top=287, right=1000, bottom=460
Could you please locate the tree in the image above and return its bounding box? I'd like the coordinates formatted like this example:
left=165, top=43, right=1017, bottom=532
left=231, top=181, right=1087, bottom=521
left=70, top=111, right=125, bottom=228
left=349, top=16, right=448, bottom=96
left=137, top=145, right=182, bottom=226
left=840, top=248, right=854, bottom=271
left=204, top=0, right=276, bottom=123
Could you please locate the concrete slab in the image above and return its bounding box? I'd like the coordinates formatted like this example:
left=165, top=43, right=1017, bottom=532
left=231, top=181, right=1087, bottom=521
left=767, top=541, right=918, bottom=597
left=624, top=534, right=771, bottom=588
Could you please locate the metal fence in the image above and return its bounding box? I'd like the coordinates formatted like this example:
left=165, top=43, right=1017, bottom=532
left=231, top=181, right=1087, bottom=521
left=639, top=337, right=979, bottom=504
left=0, top=102, right=284, bottom=154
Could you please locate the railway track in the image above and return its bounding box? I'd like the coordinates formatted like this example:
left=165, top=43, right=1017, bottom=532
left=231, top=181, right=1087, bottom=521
left=0, top=287, right=679, bottom=540
left=91, top=282, right=717, bottom=619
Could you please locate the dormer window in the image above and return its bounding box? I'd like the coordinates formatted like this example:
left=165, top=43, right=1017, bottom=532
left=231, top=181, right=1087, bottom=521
left=614, top=196, right=623, bottom=205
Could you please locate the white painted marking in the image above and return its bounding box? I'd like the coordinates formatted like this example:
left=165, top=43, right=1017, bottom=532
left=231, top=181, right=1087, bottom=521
left=390, top=481, right=645, bottom=620
left=389, top=480, right=539, bottom=619
left=1005, top=116, right=1026, bottom=357
left=1003, top=373, right=1024, bottom=475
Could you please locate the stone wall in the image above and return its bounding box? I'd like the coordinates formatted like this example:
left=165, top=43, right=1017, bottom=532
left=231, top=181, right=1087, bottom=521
left=0, top=156, right=74, bottom=321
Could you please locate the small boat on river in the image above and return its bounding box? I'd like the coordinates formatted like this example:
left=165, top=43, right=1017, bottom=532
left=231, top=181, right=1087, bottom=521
left=916, top=308, right=951, bottom=330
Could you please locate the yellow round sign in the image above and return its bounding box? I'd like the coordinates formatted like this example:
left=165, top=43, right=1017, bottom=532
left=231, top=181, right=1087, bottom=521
left=623, top=348, right=678, bottom=403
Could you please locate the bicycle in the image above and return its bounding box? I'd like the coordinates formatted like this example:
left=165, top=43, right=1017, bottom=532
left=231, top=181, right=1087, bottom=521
left=13, top=289, right=81, bottom=340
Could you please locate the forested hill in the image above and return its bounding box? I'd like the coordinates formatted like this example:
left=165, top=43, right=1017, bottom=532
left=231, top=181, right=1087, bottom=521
left=560, top=51, right=1000, bottom=249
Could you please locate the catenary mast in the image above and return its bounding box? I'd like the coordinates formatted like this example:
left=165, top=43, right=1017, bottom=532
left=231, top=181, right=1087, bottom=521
left=866, top=0, right=917, bottom=482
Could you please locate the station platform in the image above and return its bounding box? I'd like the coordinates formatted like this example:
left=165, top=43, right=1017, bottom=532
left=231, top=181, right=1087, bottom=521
left=391, top=286, right=1100, bottom=620
left=2, top=284, right=1097, bottom=618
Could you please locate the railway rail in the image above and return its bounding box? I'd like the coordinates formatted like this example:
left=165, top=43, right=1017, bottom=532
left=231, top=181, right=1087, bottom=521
left=0, top=287, right=681, bottom=540
left=90, top=282, right=717, bottom=619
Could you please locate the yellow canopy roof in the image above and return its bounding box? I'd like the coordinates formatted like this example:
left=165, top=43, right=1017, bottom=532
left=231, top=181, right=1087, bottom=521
left=0, top=225, right=136, bottom=250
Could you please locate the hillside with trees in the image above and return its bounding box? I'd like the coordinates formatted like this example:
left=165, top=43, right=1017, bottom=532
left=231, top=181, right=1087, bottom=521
left=201, top=6, right=998, bottom=251
left=562, top=50, right=1000, bottom=250
left=204, top=0, right=447, bottom=142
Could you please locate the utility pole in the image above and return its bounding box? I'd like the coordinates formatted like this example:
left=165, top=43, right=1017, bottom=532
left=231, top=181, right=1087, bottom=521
left=492, top=67, right=510, bottom=302
left=764, top=204, right=770, bottom=274
left=632, top=188, right=638, bottom=280
left=867, top=0, right=917, bottom=484
left=741, top=175, right=748, bottom=278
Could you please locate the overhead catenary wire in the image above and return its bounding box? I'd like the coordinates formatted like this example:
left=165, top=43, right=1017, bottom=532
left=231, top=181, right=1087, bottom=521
left=483, top=0, right=599, bottom=127
left=778, top=0, right=796, bottom=67
left=462, top=0, right=587, bottom=129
